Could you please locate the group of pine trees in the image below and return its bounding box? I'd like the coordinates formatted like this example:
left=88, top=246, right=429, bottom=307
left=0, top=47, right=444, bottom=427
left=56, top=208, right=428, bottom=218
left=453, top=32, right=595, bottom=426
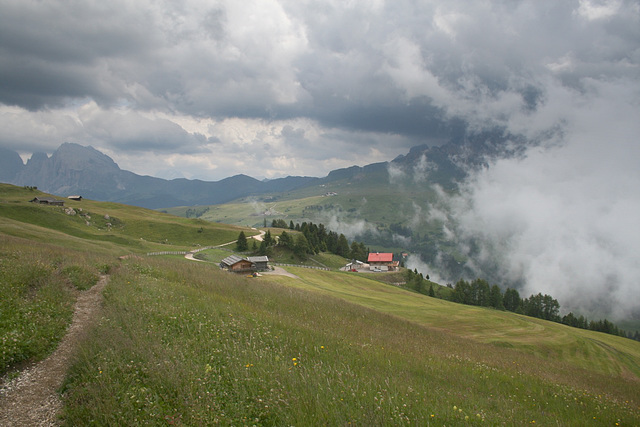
left=405, top=270, right=636, bottom=341
left=236, top=229, right=278, bottom=256
left=276, top=219, right=369, bottom=261
left=237, top=219, right=368, bottom=261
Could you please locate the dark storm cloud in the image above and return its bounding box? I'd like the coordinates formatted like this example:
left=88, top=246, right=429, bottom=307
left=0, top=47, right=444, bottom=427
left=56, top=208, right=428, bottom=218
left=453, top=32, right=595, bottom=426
left=2, top=0, right=639, bottom=141
left=0, top=0, right=494, bottom=139
left=0, top=1, right=158, bottom=110
left=0, top=0, right=638, bottom=170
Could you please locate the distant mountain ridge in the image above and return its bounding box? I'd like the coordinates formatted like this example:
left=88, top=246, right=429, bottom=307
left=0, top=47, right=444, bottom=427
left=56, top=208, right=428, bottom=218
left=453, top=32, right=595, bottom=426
left=1, top=131, right=520, bottom=208
left=2, top=143, right=322, bottom=208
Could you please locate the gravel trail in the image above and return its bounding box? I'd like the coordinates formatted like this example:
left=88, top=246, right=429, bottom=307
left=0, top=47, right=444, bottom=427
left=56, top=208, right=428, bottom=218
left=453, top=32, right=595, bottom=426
left=0, top=274, right=108, bottom=426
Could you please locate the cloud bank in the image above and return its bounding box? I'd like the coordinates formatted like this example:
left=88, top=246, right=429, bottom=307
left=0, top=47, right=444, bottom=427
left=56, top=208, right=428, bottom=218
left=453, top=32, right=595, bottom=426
left=446, top=79, right=640, bottom=320
left=2, top=0, right=636, bottom=180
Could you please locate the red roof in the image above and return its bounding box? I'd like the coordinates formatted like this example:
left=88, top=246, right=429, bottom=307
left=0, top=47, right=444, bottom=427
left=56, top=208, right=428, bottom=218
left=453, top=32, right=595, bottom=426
left=368, top=252, right=393, bottom=262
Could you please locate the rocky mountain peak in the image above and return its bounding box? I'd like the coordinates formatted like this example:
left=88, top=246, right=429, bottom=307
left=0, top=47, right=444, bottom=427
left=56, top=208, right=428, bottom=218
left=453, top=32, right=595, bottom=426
left=51, top=143, right=120, bottom=171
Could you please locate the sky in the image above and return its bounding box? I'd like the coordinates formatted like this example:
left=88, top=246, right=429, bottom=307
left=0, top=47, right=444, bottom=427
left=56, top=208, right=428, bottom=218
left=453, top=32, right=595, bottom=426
left=1, top=0, right=639, bottom=318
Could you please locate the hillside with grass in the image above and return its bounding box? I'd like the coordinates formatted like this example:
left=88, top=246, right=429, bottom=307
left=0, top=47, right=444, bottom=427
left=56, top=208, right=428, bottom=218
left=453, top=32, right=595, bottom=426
left=0, top=184, right=254, bottom=378
left=161, top=171, right=464, bottom=278
left=0, top=184, right=255, bottom=255
left=162, top=169, right=443, bottom=245
left=1, top=183, right=639, bottom=425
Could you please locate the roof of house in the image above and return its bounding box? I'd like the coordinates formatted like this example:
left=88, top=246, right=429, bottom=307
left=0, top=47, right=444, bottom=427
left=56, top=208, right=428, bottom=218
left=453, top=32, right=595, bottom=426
left=247, top=256, right=269, bottom=263
left=31, top=197, right=65, bottom=205
left=220, top=255, right=248, bottom=266
left=367, top=252, right=393, bottom=262
left=31, top=197, right=60, bottom=203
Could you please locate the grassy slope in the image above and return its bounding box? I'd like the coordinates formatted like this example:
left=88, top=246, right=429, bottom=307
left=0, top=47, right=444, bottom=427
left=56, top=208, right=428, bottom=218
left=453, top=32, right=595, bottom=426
left=0, top=234, right=109, bottom=376
left=0, top=184, right=255, bottom=376
left=163, top=175, right=441, bottom=238
left=0, top=184, right=255, bottom=254
left=2, top=184, right=639, bottom=424
left=61, top=258, right=640, bottom=425
left=268, top=268, right=640, bottom=378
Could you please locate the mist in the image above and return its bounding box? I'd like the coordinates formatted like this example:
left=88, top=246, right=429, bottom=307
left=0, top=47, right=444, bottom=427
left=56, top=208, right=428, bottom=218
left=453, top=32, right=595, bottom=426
left=440, top=79, right=640, bottom=321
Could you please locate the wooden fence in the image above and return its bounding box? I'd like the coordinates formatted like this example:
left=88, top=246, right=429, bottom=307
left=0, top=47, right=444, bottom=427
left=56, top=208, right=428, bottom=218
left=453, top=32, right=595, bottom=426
left=146, top=251, right=187, bottom=256
left=272, top=263, right=329, bottom=271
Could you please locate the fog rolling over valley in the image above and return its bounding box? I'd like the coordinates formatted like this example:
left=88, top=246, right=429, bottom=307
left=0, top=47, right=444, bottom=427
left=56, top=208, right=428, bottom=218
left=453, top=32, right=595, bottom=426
left=1, top=1, right=639, bottom=323
left=340, top=127, right=640, bottom=324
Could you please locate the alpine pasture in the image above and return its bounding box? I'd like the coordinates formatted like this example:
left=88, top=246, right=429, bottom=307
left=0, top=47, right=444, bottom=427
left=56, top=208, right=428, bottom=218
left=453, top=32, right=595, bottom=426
left=0, top=184, right=638, bottom=425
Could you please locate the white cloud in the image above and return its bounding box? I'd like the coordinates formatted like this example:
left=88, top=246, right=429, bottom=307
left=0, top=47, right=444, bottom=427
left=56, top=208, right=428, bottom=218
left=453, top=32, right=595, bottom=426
left=576, top=0, right=622, bottom=21
left=448, top=78, right=640, bottom=320
left=381, top=36, right=449, bottom=103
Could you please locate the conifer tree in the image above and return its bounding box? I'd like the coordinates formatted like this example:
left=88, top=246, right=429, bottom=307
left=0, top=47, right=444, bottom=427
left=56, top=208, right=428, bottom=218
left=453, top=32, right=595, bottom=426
left=489, top=285, right=504, bottom=309
left=293, top=233, right=311, bottom=259
left=236, top=231, right=248, bottom=251
left=336, top=234, right=350, bottom=257
left=503, top=288, right=521, bottom=312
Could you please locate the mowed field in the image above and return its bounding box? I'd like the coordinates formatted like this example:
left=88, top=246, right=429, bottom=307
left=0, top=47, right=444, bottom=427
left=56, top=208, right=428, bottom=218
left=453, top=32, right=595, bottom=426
left=267, top=268, right=640, bottom=378
left=1, top=183, right=639, bottom=425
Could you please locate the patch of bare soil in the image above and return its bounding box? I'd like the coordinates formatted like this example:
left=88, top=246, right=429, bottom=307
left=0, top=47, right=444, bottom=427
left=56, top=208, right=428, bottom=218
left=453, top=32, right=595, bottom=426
left=0, top=275, right=108, bottom=426
left=261, top=266, right=300, bottom=279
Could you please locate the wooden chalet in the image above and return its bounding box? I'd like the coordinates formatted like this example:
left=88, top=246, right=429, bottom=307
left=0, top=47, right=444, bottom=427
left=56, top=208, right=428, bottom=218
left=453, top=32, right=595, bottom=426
left=30, top=197, right=64, bottom=206
left=220, top=255, right=253, bottom=272
left=220, top=255, right=270, bottom=272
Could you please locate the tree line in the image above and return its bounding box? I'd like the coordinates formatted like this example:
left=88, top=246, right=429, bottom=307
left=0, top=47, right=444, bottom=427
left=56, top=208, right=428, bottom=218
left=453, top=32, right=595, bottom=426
left=405, top=269, right=637, bottom=341
left=237, top=219, right=369, bottom=261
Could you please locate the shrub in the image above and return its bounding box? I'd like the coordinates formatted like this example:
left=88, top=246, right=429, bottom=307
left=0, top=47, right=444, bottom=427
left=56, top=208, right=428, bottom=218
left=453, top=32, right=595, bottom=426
left=62, top=266, right=99, bottom=291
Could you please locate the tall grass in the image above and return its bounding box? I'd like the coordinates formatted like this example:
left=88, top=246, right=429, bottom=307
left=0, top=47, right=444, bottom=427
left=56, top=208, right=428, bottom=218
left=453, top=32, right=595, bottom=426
left=61, top=258, right=639, bottom=425
left=0, top=235, right=110, bottom=376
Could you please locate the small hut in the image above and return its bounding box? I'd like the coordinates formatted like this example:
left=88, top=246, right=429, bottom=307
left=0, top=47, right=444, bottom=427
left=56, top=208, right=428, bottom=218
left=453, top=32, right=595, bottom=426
left=220, top=255, right=253, bottom=272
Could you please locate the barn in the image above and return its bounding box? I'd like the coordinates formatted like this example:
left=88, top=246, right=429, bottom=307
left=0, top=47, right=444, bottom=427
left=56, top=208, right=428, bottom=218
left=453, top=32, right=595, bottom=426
left=247, top=256, right=269, bottom=271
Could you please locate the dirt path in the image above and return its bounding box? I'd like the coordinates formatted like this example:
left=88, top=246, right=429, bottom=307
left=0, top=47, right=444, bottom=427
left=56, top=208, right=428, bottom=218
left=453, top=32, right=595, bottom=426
left=261, top=266, right=300, bottom=279
left=0, top=274, right=109, bottom=426
left=182, top=230, right=266, bottom=262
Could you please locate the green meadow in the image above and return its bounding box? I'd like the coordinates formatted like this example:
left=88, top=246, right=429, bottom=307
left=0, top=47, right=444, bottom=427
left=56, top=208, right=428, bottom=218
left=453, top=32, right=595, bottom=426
left=1, top=184, right=638, bottom=425
left=163, top=175, right=442, bottom=238
left=60, top=258, right=639, bottom=425
left=0, top=185, right=255, bottom=255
